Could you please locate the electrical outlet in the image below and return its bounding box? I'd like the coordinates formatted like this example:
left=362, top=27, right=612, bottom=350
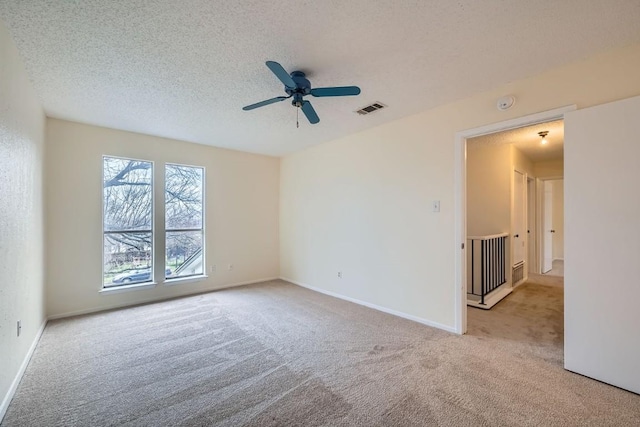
left=228, top=264, right=233, bottom=271
left=337, top=271, right=342, bottom=278
left=17, top=320, right=21, bottom=337
left=432, top=200, right=440, bottom=213
left=210, top=265, right=216, bottom=273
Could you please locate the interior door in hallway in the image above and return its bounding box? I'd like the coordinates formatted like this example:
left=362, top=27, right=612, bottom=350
left=512, top=170, right=526, bottom=267
left=564, top=94, right=640, bottom=394
left=542, top=181, right=553, bottom=273
left=527, top=177, right=536, bottom=273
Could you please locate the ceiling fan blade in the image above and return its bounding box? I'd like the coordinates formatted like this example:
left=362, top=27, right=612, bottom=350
left=310, top=86, right=361, bottom=97
left=265, top=61, right=296, bottom=89
left=242, top=96, right=289, bottom=111
left=301, top=101, right=320, bottom=124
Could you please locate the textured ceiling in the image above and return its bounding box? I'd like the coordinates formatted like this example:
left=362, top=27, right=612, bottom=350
left=0, top=1, right=639, bottom=156
left=469, top=120, right=564, bottom=162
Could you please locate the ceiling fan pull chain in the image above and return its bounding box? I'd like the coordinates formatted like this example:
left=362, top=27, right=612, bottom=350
left=296, top=106, right=299, bottom=128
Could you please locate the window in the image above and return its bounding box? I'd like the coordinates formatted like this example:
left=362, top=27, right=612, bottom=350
left=103, top=157, right=153, bottom=288
left=165, top=164, right=204, bottom=279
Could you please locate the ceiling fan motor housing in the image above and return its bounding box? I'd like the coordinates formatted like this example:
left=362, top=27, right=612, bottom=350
left=286, top=71, right=311, bottom=96
left=287, top=71, right=311, bottom=107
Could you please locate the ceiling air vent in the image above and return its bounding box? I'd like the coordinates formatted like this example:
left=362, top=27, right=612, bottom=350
left=355, top=102, right=386, bottom=115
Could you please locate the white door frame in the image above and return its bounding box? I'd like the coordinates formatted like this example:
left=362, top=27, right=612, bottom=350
left=512, top=168, right=527, bottom=282
left=539, top=176, right=564, bottom=274
left=453, top=105, right=576, bottom=334
left=527, top=177, right=537, bottom=276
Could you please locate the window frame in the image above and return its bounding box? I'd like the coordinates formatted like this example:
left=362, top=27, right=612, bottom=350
left=101, top=155, right=155, bottom=290
left=164, top=162, right=206, bottom=282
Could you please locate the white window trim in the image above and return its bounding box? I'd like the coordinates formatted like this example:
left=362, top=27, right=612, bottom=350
left=163, top=275, right=209, bottom=286
left=99, top=282, right=157, bottom=294
left=101, top=155, right=155, bottom=289
left=100, top=159, right=207, bottom=293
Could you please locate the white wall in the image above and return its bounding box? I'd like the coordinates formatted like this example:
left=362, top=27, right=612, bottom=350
left=551, top=179, right=564, bottom=259
left=0, top=22, right=46, bottom=418
left=280, top=43, right=640, bottom=330
left=45, top=119, right=280, bottom=317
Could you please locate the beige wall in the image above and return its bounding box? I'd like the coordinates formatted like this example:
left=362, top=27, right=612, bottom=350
left=534, top=159, right=564, bottom=178
left=512, top=146, right=534, bottom=177
left=466, top=142, right=534, bottom=238
left=0, top=22, right=46, bottom=417
left=466, top=143, right=511, bottom=237
left=280, top=43, right=640, bottom=330
left=45, top=119, right=280, bottom=317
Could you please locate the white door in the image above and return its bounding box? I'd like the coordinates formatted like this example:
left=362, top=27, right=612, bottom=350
left=565, top=94, right=640, bottom=394
left=551, top=179, right=564, bottom=264
left=542, top=181, right=553, bottom=273
left=527, top=178, right=536, bottom=273
left=512, top=170, right=526, bottom=266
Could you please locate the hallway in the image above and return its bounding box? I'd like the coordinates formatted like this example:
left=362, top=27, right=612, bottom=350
left=467, top=274, right=564, bottom=365
left=544, top=259, right=564, bottom=277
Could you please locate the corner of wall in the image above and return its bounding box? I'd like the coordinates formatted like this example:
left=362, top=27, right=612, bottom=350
left=0, top=19, right=47, bottom=422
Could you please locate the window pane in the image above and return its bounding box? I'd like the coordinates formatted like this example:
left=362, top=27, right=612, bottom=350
left=165, top=164, right=203, bottom=230
left=166, top=231, right=203, bottom=278
left=103, top=232, right=152, bottom=287
left=103, top=157, right=152, bottom=231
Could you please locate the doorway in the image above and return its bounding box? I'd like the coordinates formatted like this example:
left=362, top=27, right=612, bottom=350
left=541, top=179, right=564, bottom=276
left=454, top=105, right=574, bottom=334
left=462, top=116, right=566, bottom=358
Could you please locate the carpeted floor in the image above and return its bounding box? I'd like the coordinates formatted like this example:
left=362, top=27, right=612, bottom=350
left=467, top=273, right=564, bottom=365
left=543, top=260, right=564, bottom=277
left=3, top=278, right=639, bottom=426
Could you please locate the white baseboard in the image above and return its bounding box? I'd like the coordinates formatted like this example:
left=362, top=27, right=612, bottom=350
left=47, top=277, right=280, bottom=320
left=280, top=277, right=457, bottom=334
left=1, top=319, right=47, bottom=423
left=467, top=285, right=513, bottom=310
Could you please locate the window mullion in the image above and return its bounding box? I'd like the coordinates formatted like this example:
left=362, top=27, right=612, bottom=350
left=154, top=161, right=165, bottom=284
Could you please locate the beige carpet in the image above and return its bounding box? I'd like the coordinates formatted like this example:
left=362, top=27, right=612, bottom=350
left=2, top=279, right=639, bottom=426
left=543, top=260, right=564, bottom=277
left=467, top=273, right=564, bottom=364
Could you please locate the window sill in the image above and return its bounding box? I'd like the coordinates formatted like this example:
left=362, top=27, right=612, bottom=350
left=100, top=282, right=157, bottom=294
left=163, top=275, right=208, bottom=286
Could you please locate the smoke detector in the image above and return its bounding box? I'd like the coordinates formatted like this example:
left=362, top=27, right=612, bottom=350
left=497, top=95, right=516, bottom=111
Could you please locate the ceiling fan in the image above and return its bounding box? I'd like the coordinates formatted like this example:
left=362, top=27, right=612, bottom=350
left=242, top=61, right=361, bottom=125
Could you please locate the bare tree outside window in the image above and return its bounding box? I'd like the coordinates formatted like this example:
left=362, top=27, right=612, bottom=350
left=103, top=157, right=153, bottom=287
left=165, top=164, right=204, bottom=278
left=102, top=158, right=204, bottom=288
